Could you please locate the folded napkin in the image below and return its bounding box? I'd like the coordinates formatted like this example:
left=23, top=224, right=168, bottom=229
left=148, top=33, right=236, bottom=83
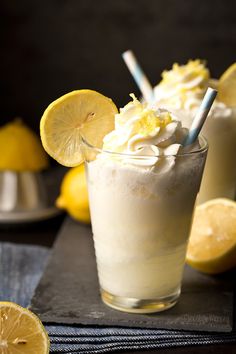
left=1, top=241, right=236, bottom=354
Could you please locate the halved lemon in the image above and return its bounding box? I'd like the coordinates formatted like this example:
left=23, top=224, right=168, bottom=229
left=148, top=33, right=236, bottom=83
left=0, top=301, right=49, bottom=353
left=40, top=90, right=118, bottom=167
left=186, top=198, right=236, bottom=274
left=218, top=62, right=236, bottom=106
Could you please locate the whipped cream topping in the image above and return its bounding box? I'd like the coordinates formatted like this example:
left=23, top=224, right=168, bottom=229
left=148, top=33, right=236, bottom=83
left=154, top=60, right=209, bottom=109
left=154, top=60, right=232, bottom=117
left=100, top=95, right=197, bottom=171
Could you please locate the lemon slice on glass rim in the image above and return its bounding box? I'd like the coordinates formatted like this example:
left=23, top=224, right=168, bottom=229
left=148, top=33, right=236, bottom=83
left=186, top=198, right=236, bottom=274
left=40, top=89, right=118, bottom=167
left=0, top=301, right=50, bottom=353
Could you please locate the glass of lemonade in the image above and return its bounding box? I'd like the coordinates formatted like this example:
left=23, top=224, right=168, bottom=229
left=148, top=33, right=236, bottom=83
left=82, top=96, right=208, bottom=313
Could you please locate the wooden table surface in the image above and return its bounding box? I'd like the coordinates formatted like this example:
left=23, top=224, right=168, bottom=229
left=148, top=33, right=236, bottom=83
left=0, top=214, right=235, bottom=354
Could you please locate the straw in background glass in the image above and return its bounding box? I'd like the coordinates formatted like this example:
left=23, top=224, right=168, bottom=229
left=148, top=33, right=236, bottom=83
left=122, top=50, right=217, bottom=145
left=184, top=87, right=217, bottom=146
left=122, top=50, right=154, bottom=104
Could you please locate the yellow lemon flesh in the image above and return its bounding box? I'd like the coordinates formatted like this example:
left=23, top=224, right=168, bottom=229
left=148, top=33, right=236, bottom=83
left=0, top=301, right=50, bottom=353
left=186, top=198, right=236, bottom=274
left=218, top=62, right=236, bottom=106
left=0, top=119, right=49, bottom=172
left=56, top=164, right=90, bottom=223
left=40, top=90, right=118, bottom=167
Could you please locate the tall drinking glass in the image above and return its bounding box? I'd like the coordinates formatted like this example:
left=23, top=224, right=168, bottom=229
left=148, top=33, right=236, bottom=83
left=82, top=136, right=208, bottom=313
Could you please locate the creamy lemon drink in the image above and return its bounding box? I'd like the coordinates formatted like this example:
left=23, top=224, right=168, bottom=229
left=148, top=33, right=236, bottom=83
left=83, top=95, right=207, bottom=313
left=154, top=60, right=236, bottom=204
left=39, top=89, right=208, bottom=313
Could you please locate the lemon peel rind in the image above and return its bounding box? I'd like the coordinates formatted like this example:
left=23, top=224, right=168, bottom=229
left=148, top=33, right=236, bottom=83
left=186, top=244, right=236, bottom=275
left=197, top=197, right=236, bottom=209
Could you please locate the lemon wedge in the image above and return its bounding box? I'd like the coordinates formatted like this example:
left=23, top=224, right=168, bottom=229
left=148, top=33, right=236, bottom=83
left=56, top=164, right=90, bottom=223
left=186, top=198, right=236, bottom=274
left=40, top=90, right=118, bottom=167
left=0, top=119, right=48, bottom=172
left=218, top=62, right=236, bottom=106
left=0, top=301, right=50, bottom=353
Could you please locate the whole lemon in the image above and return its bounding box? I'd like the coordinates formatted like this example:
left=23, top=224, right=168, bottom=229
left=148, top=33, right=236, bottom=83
left=0, top=119, right=49, bottom=171
left=56, top=164, right=90, bottom=224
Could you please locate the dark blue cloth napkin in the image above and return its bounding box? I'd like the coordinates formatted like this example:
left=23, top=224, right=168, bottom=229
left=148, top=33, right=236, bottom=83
left=1, top=242, right=236, bottom=354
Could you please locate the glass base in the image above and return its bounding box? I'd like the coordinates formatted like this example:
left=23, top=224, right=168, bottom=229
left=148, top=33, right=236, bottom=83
left=101, top=288, right=180, bottom=314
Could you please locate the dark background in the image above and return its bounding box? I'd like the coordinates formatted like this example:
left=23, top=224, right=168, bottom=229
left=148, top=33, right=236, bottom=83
left=1, top=0, right=236, bottom=133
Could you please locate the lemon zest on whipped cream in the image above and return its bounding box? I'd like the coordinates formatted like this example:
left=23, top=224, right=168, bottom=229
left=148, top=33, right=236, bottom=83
left=102, top=94, right=176, bottom=154
left=134, top=109, right=172, bottom=136
left=161, top=60, right=209, bottom=88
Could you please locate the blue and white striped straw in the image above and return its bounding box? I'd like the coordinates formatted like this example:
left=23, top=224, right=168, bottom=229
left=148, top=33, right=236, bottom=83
left=184, top=87, right=217, bottom=146
left=122, top=50, right=154, bottom=104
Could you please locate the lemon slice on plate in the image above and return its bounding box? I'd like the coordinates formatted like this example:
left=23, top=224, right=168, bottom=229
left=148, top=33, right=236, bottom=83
left=218, top=62, right=236, bottom=106
left=186, top=198, right=236, bottom=274
left=40, top=90, right=118, bottom=167
left=0, top=301, right=49, bottom=353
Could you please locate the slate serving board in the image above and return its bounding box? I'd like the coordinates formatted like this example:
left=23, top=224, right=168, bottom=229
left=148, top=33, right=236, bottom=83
left=30, top=217, right=234, bottom=332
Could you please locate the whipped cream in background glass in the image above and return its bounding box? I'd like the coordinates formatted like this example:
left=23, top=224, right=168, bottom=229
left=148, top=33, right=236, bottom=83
left=82, top=96, right=208, bottom=313
left=154, top=60, right=236, bottom=204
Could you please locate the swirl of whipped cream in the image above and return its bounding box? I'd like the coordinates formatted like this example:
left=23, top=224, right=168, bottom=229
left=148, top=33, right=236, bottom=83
left=153, top=60, right=232, bottom=119
left=154, top=60, right=209, bottom=110
left=101, top=94, right=195, bottom=171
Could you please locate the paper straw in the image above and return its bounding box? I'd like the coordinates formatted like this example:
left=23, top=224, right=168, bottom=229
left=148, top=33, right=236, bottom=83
left=184, top=87, right=217, bottom=146
left=122, top=50, right=154, bottom=103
